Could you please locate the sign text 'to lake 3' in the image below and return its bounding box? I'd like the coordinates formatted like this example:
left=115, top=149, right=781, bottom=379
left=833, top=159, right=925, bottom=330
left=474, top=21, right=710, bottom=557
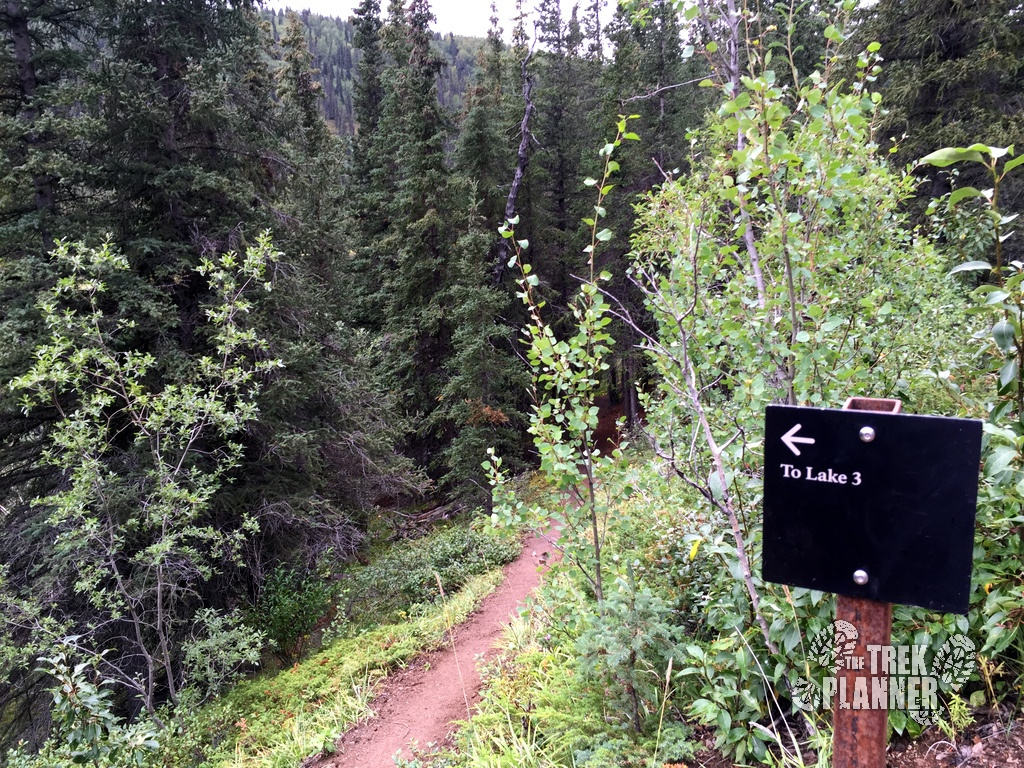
left=762, top=405, right=983, bottom=614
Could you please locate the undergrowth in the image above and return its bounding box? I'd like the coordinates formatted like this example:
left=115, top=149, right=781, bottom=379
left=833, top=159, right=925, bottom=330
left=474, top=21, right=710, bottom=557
left=453, top=579, right=697, bottom=768
left=153, top=570, right=503, bottom=768
left=149, top=517, right=521, bottom=768
left=342, top=523, right=522, bottom=628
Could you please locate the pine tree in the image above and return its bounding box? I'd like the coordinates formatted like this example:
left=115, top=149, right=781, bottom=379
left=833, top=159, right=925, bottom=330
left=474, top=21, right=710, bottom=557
left=601, top=0, right=711, bottom=426
left=430, top=188, right=530, bottom=497
left=279, top=12, right=329, bottom=152
left=0, top=1, right=417, bottom=743
left=251, top=9, right=418, bottom=562
left=454, top=5, right=514, bottom=228
left=0, top=2, right=97, bottom=515
left=854, top=0, right=1023, bottom=250
left=352, top=0, right=386, bottom=141
left=376, top=0, right=454, bottom=471
left=529, top=0, right=596, bottom=314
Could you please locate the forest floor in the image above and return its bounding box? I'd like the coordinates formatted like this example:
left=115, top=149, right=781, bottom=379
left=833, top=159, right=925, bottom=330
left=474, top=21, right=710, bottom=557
left=685, top=719, right=1024, bottom=768
left=307, top=525, right=559, bottom=767
left=884, top=720, right=1024, bottom=768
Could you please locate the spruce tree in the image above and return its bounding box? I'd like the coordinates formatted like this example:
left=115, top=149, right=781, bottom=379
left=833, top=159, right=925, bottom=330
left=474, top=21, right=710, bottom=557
left=376, top=0, right=453, bottom=470
left=0, top=1, right=417, bottom=742
left=528, top=0, right=597, bottom=315
left=854, top=0, right=1023, bottom=256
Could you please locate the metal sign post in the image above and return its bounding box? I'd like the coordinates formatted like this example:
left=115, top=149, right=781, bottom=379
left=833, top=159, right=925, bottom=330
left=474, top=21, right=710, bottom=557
left=762, top=396, right=983, bottom=768
left=833, top=397, right=899, bottom=768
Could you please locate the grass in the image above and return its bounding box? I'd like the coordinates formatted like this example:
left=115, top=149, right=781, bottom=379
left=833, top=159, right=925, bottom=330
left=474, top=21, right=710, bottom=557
left=450, top=585, right=697, bottom=768
left=155, top=569, right=506, bottom=768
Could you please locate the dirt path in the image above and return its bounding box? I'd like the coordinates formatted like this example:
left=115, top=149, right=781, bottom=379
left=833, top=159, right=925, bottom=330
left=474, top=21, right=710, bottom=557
left=313, top=529, right=557, bottom=768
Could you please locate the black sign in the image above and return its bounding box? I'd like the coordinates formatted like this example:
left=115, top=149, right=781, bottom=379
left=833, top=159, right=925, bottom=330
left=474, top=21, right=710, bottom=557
left=762, top=405, right=982, bottom=614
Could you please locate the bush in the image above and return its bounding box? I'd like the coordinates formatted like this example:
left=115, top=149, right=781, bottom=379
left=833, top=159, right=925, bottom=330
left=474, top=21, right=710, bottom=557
left=4, top=644, right=158, bottom=768
left=250, top=565, right=337, bottom=663
left=182, top=609, right=265, bottom=702
left=576, top=573, right=679, bottom=734
left=344, top=524, right=521, bottom=625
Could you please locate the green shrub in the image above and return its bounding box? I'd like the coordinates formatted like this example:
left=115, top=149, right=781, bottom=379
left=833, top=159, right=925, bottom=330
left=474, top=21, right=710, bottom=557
left=344, top=524, right=521, bottom=625
left=4, top=644, right=158, bottom=768
left=182, top=609, right=264, bottom=702
left=458, top=583, right=698, bottom=768
left=250, top=565, right=337, bottom=663
left=576, top=573, right=679, bottom=734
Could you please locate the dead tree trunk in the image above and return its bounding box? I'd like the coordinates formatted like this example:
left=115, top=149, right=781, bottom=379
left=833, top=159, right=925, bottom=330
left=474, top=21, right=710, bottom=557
left=495, top=48, right=535, bottom=283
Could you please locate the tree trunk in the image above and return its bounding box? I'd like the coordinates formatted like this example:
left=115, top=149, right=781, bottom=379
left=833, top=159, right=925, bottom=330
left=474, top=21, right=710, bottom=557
left=496, top=49, right=535, bottom=283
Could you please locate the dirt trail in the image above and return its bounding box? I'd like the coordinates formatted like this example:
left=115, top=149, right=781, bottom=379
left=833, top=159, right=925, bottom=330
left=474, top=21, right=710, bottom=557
left=314, top=529, right=557, bottom=768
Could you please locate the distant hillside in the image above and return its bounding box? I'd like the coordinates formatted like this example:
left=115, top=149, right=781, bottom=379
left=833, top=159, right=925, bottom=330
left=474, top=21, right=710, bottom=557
left=264, top=8, right=484, bottom=135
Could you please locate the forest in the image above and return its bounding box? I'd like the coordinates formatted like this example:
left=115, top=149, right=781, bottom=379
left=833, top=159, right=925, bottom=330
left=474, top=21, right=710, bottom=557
left=0, top=0, right=1022, bottom=765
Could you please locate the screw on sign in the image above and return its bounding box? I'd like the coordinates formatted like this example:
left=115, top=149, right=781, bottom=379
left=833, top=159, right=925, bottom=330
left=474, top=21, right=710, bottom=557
left=762, top=397, right=982, bottom=768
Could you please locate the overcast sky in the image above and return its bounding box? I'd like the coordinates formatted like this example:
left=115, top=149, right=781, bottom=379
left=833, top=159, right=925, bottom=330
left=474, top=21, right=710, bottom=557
left=264, top=1, right=612, bottom=40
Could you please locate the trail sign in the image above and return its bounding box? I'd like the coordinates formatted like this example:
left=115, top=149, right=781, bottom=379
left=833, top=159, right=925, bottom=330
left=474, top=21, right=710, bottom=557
left=762, top=405, right=982, bottom=614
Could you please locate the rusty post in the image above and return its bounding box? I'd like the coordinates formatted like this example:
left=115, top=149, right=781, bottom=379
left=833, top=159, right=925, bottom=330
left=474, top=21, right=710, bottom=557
left=832, top=596, right=893, bottom=768
left=832, top=397, right=901, bottom=768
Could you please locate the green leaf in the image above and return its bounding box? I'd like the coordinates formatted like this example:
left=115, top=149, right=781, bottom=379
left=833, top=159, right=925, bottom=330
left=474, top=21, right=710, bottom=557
left=919, top=147, right=985, bottom=167
left=706, top=41, right=719, bottom=54
left=889, top=707, right=908, bottom=735
left=989, top=399, right=1013, bottom=424
left=716, top=708, right=732, bottom=733
left=993, top=320, right=1016, bottom=353
left=949, top=260, right=992, bottom=275
left=1005, top=155, right=1024, bottom=174
left=999, top=359, right=1018, bottom=393
left=966, top=143, right=1009, bottom=158
left=596, top=229, right=613, bottom=242
left=948, top=187, right=984, bottom=207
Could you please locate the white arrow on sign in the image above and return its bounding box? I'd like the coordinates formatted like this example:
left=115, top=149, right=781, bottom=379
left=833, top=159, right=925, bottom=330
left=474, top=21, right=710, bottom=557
left=781, top=423, right=815, bottom=456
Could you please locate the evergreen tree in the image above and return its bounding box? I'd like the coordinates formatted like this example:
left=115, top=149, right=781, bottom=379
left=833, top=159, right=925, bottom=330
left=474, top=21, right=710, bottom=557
left=343, top=0, right=394, bottom=328
left=528, top=0, right=600, bottom=315
left=0, top=0, right=416, bottom=744
left=0, top=1, right=103, bottom=527
left=248, top=8, right=418, bottom=566
left=351, top=0, right=386, bottom=141
left=854, top=0, right=1023, bottom=255
left=602, top=0, right=711, bottom=425
left=430, top=189, right=530, bottom=497
left=454, top=5, right=514, bottom=228
left=376, top=0, right=454, bottom=471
